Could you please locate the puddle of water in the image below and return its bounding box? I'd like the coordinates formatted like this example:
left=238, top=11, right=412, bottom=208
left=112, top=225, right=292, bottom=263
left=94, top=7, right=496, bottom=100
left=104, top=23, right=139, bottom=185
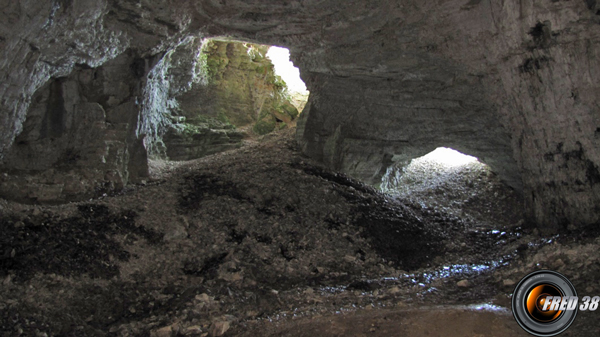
left=372, top=259, right=507, bottom=286
left=466, top=303, right=511, bottom=314
left=241, top=304, right=524, bottom=337
left=319, top=286, right=347, bottom=295
left=423, top=263, right=494, bottom=280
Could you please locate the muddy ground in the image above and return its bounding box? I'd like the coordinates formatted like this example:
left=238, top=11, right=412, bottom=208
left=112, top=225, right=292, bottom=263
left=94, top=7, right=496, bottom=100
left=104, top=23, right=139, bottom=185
left=1, top=129, right=599, bottom=336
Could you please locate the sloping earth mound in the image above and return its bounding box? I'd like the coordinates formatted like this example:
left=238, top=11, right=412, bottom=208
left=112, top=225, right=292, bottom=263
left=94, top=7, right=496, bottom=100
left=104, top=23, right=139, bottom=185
left=0, top=130, right=447, bottom=336
left=0, top=130, right=598, bottom=336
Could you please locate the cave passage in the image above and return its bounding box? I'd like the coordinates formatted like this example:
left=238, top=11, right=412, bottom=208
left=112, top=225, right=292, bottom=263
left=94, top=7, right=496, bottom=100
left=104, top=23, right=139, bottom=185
left=381, top=147, right=486, bottom=195
left=3, top=1, right=600, bottom=335
left=266, top=45, right=310, bottom=116
left=381, top=147, right=523, bottom=226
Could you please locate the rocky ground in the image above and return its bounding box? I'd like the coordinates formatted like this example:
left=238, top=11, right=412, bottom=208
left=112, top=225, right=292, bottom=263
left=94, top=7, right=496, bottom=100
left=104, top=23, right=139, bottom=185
left=1, top=129, right=599, bottom=336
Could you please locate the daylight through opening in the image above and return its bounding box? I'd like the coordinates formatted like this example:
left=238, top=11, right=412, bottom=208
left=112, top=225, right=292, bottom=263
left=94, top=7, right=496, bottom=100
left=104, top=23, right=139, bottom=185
left=266, top=46, right=310, bottom=115
left=266, top=46, right=308, bottom=94
left=419, top=147, right=479, bottom=168
left=381, top=147, right=521, bottom=226
left=152, top=38, right=309, bottom=163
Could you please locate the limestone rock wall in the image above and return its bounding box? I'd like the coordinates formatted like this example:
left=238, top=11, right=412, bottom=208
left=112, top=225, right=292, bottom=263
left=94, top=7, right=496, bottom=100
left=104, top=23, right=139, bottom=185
left=137, top=38, right=203, bottom=158
left=0, top=0, right=195, bottom=159
left=294, top=0, right=600, bottom=228
left=163, top=125, right=245, bottom=161
left=0, top=0, right=123, bottom=159
left=0, top=0, right=598, bottom=228
left=0, top=51, right=148, bottom=202
left=491, top=2, right=600, bottom=228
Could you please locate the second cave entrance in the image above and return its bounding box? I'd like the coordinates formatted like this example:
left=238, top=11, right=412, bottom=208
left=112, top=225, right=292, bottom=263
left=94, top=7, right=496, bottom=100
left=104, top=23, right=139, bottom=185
left=381, top=147, right=523, bottom=227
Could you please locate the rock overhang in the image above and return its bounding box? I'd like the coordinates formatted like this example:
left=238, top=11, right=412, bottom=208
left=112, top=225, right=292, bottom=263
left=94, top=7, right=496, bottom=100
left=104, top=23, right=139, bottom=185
left=0, top=0, right=599, bottom=227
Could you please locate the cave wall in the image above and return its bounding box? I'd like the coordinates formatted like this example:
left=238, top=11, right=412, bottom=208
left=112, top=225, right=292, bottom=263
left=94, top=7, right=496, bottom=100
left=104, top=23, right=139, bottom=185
left=294, top=0, right=600, bottom=228
left=295, top=74, right=519, bottom=190
left=136, top=37, right=205, bottom=159
left=491, top=4, right=600, bottom=228
left=0, top=0, right=598, bottom=228
left=0, top=51, right=149, bottom=203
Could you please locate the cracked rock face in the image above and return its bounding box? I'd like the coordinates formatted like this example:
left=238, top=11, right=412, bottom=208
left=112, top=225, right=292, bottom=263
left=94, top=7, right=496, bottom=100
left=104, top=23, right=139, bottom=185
left=0, top=51, right=149, bottom=202
left=1, top=0, right=600, bottom=228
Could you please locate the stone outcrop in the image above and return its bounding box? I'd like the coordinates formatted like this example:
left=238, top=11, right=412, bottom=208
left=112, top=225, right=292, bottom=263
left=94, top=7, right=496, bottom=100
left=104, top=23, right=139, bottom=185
left=295, top=0, right=600, bottom=229
left=163, top=122, right=244, bottom=161
left=0, top=0, right=599, bottom=228
left=0, top=51, right=148, bottom=202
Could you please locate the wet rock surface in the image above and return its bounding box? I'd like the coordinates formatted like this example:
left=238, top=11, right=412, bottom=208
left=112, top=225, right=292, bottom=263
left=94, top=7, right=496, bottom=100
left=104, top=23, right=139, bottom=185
left=1, top=130, right=598, bottom=336
left=234, top=306, right=527, bottom=337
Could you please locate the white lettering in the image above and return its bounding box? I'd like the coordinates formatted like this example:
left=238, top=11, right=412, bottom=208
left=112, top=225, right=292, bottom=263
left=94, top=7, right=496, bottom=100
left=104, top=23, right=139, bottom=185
left=542, top=296, right=553, bottom=311
left=580, top=296, right=591, bottom=311
left=567, top=296, right=579, bottom=310
left=550, top=296, right=562, bottom=311
left=559, top=296, right=569, bottom=310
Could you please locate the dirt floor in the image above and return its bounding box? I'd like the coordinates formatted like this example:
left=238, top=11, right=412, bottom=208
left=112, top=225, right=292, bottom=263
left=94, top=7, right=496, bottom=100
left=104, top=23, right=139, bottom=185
left=1, top=129, right=599, bottom=336
left=234, top=305, right=525, bottom=337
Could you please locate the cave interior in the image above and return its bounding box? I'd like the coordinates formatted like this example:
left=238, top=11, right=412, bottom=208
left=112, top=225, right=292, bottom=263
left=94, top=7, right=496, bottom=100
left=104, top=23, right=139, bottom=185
left=0, top=0, right=600, bottom=336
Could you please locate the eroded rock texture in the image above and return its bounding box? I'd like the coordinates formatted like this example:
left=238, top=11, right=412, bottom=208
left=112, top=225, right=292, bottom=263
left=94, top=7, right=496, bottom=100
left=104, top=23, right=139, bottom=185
left=294, top=1, right=600, bottom=229
left=0, top=51, right=149, bottom=202
left=0, top=0, right=599, bottom=228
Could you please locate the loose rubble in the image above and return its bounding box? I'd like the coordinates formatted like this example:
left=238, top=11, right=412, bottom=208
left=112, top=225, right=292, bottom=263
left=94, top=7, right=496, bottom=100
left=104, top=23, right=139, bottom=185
left=1, top=129, right=598, bottom=336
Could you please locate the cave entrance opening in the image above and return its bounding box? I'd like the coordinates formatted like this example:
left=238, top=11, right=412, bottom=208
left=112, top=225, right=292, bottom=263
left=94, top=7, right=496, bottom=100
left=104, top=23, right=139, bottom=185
left=148, top=38, right=310, bottom=164
left=265, top=46, right=310, bottom=113
left=381, top=147, right=522, bottom=227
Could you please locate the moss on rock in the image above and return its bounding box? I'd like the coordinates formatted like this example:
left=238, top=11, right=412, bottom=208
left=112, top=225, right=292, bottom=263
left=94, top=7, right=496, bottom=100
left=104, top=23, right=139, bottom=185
left=164, top=39, right=304, bottom=160
left=253, top=119, right=277, bottom=135
left=186, top=39, right=300, bottom=134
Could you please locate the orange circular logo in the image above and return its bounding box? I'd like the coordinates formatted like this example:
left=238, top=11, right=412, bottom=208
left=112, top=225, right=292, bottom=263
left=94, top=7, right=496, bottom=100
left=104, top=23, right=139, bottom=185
left=512, top=270, right=578, bottom=336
